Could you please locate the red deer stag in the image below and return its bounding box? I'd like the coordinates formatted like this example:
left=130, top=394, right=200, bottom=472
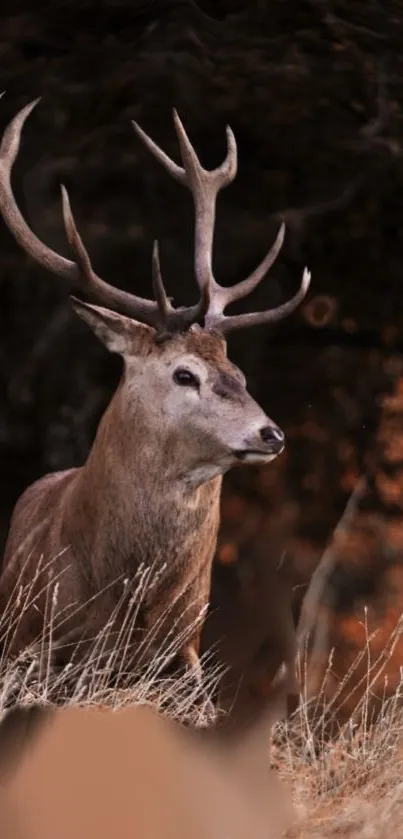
left=0, top=99, right=310, bottom=715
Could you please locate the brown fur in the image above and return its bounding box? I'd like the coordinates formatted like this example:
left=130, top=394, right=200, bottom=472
left=1, top=318, right=285, bottom=715
left=1, top=333, right=224, bottom=661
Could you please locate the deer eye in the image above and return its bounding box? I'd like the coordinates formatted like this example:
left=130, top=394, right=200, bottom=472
left=173, top=368, right=200, bottom=389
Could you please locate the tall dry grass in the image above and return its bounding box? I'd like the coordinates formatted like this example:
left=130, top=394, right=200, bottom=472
left=275, top=616, right=403, bottom=838
left=276, top=689, right=403, bottom=838
left=2, top=554, right=403, bottom=837
left=0, top=553, right=223, bottom=725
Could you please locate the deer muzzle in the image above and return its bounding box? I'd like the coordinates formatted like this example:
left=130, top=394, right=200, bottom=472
left=233, top=423, right=285, bottom=464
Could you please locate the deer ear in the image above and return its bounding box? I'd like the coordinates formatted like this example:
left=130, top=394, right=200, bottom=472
left=70, top=297, right=154, bottom=355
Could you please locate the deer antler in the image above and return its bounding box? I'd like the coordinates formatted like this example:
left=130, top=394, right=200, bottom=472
left=132, top=110, right=311, bottom=335
left=0, top=98, right=207, bottom=334
left=0, top=99, right=310, bottom=338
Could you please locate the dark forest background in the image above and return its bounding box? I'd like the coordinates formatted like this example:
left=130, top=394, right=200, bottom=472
left=0, top=0, right=401, bottom=623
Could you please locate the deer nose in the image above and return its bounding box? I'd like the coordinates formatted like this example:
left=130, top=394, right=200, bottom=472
left=259, top=424, right=285, bottom=452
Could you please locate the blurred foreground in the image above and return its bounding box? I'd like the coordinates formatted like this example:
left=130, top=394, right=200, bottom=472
left=1, top=640, right=403, bottom=839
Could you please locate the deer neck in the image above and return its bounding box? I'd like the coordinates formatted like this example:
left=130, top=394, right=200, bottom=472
left=68, top=384, right=223, bottom=571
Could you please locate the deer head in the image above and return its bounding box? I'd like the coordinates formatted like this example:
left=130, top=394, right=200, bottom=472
left=0, top=100, right=311, bottom=486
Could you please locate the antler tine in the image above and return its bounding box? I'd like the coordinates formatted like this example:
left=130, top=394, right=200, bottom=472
left=206, top=267, right=311, bottom=335
left=0, top=98, right=174, bottom=329
left=133, top=112, right=310, bottom=336
left=172, top=110, right=238, bottom=190
left=150, top=238, right=212, bottom=333
left=216, top=222, right=286, bottom=309
left=132, top=110, right=237, bottom=306
left=131, top=119, right=187, bottom=186
left=151, top=240, right=171, bottom=322
left=60, top=185, right=102, bottom=291
left=203, top=223, right=287, bottom=324
left=60, top=185, right=165, bottom=324
left=0, top=99, right=78, bottom=281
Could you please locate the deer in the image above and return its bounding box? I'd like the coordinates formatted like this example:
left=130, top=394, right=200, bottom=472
left=0, top=98, right=310, bottom=719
